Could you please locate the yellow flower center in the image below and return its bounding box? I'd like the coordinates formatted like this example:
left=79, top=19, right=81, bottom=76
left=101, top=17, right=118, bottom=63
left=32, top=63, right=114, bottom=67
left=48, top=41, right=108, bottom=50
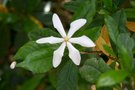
left=64, top=36, right=69, bottom=42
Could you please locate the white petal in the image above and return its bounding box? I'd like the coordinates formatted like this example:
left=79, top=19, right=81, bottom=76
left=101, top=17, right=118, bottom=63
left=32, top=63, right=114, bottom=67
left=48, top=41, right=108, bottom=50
left=36, top=36, right=63, bottom=44
left=53, top=42, right=66, bottom=68
left=67, top=42, right=81, bottom=65
left=52, top=13, right=66, bottom=37
left=69, top=35, right=95, bottom=47
left=10, top=61, right=16, bottom=69
left=67, top=19, right=86, bottom=38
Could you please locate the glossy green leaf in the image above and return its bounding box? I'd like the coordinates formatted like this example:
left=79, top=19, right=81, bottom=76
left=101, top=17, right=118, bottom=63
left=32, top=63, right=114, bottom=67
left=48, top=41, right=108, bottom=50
left=74, top=26, right=101, bottom=42
left=13, top=41, right=43, bottom=60
left=64, top=0, right=83, bottom=12
left=82, top=26, right=101, bottom=41
left=14, top=41, right=57, bottom=73
left=20, top=75, right=44, bottom=90
left=57, top=61, right=78, bottom=90
left=16, top=49, right=53, bottom=73
left=117, top=33, right=134, bottom=52
left=28, top=28, right=59, bottom=41
left=80, top=58, right=111, bottom=83
left=117, top=34, right=134, bottom=71
left=97, top=70, right=129, bottom=87
left=118, top=47, right=132, bottom=71
left=113, top=10, right=127, bottom=33
left=105, top=15, right=119, bottom=44
left=73, top=0, right=96, bottom=25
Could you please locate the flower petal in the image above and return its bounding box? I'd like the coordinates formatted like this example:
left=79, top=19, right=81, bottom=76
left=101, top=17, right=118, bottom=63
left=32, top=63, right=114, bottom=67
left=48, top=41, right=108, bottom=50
left=36, top=36, right=63, bottom=44
left=67, top=42, right=81, bottom=65
left=52, top=13, right=66, bottom=37
left=69, top=35, right=95, bottom=47
left=67, top=19, right=86, bottom=38
left=53, top=42, right=66, bottom=68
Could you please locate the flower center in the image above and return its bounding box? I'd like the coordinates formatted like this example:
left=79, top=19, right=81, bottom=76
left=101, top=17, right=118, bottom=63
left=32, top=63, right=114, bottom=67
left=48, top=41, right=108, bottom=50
left=64, top=36, right=69, bottom=42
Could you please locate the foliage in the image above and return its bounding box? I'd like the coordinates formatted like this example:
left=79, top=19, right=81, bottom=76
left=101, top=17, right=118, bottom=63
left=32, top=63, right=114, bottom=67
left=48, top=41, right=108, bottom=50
left=0, top=0, right=135, bottom=90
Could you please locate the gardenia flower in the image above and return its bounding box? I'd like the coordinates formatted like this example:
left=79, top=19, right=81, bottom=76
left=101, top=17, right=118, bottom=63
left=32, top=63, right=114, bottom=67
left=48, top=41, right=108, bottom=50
left=36, top=13, right=95, bottom=68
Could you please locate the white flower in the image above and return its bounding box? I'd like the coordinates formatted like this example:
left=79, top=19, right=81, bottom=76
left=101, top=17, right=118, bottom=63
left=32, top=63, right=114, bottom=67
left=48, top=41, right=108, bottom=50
left=10, top=61, right=16, bottom=69
left=36, top=13, right=95, bottom=68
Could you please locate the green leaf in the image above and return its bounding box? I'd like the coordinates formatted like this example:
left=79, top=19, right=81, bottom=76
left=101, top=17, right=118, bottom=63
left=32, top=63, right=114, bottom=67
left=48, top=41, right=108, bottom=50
left=117, top=33, right=134, bottom=71
left=97, top=70, right=129, bottom=87
left=13, top=41, right=42, bottom=60
left=28, top=28, right=59, bottom=41
left=105, top=15, right=119, bottom=44
left=103, top=45, right=116, bottom=57
left=20, top=75, right=44, bottom=90
left=16, top=49, right=53, bottom=73
left=74, top=26, right=101, bottom=42
left=57, top=61, right=78, bottom=90
left=117, top=33, right=134, bottom=52
left=118, top=47, right=133, bottom=71
left=124, top=8, right=135, bottom=18
left=132, top=59, right=135, bottom=74
left=113, top=10, right=127, bottom=33
left=64, top=0, right=82, bottom=12
left=80, top=58, right=111, bottom=83
left=82, top=26, right=101, bottom=41
left=14, top=41, right=57, bottom=73
left=73, top=0, right=96, bottom=25
left=103, top=0, right=113, bottom=10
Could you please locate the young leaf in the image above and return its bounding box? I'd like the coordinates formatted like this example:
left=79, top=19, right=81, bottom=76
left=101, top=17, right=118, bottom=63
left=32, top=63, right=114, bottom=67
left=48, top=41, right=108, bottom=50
left=97, top=70, right=129, bottom=87
left=80, top=58, right=111, bottom=83
left=57, top=61, right=78, bottom=90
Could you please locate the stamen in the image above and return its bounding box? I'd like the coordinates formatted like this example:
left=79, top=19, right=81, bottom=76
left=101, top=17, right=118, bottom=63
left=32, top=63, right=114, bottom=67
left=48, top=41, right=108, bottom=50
left=64, top=36, right=69, bottom=42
